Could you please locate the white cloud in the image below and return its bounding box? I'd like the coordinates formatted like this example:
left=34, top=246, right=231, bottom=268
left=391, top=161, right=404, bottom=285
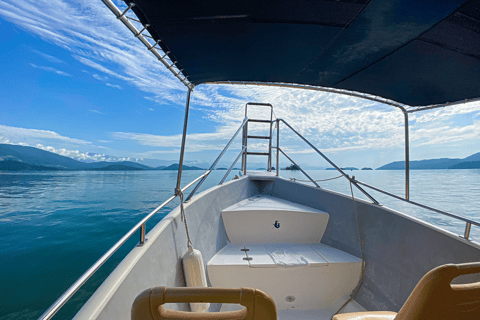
left=111, top=130, right=239, bottom=152
left=33, top=144, right=133, bottom=162
left=89, top=109, right=104, bottom=114
left=0, top=124, right=91, bottom=145
left=92, top=73, right=107, bottom=81
left=106, top=83, right=122, bottom=89
left=413, top=102, right=480, bottom=124
left=32, top=49, right=65, bottom=64
left=30, top=63, right=70, bottom=76
left=413, top=121, right=480, bottom=146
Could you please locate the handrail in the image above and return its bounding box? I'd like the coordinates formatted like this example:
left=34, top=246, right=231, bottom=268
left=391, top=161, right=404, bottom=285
left=37, top=171, right=209, bottom=320
left=243, top=102, right=274, bottom=173
left=352, top=178, right=480, bottom=240
left=277, top=119, right=379, bottom=205
left=219, top=146, right=246, bottom=185
left=276, top=147, right=320, bottom=188
left=186, top=117, right=249, bottom=201
left=274, top=118, right=478, bottom=240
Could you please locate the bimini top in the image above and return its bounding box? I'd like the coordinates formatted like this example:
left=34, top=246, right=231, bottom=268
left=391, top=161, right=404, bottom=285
left=123, top=0, right=480, bottom=107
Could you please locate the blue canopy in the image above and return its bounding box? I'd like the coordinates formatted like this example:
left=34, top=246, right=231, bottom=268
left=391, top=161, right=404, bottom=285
left=127, top=0, right=480, bottom=106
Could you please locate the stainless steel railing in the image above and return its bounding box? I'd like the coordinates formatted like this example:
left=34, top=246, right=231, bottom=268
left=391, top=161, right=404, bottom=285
left=185, top=117, right=248, bottom=201
left=273, top=118, right=480, bottom=240
left=352, top=178, right=480, bottom=240
left=276, top=119, right=379, bottom=204
left=38, top=171, right=209, bottom=320
left=219, top=146, right=246, bottom=185
left=276, top=147, right=319, bottom=187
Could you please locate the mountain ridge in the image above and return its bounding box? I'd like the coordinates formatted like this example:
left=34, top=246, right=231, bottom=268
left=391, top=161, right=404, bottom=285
left=0, top=144, right=205, bottom=171
left=377, top=152, right=480, bottom=170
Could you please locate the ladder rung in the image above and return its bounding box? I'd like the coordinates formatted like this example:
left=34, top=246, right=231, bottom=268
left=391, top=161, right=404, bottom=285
left=246, top=152, right=269, bottom=156
left=248, top=119, right=271, bottom=123
left=247, top=135, right=271, bottom=140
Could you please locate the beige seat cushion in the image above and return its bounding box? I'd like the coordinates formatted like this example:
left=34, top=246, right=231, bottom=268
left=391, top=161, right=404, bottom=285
left=132, top=286, right=277, bottom=320
left=332, top=311, right=397, bottom=320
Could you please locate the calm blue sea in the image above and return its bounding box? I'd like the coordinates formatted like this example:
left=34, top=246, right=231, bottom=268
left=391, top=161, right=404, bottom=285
left=1, top=169, right=479, bottom=319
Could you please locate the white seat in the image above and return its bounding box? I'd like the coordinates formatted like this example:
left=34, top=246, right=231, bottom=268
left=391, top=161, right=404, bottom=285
left=207, top=243, right=361, bottom=310
left=208, top=196, right=362, bottom=311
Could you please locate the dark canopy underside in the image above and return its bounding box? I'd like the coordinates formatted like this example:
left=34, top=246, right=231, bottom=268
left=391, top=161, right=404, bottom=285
left=128, top=0, right=480, bottom=106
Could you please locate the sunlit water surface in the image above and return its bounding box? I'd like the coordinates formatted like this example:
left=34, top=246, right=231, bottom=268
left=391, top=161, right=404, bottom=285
left=1, top=169, right=479, bottom=319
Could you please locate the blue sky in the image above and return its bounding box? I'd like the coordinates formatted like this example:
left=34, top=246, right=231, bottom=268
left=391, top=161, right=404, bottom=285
left=1, top=0, right=480, bottom=169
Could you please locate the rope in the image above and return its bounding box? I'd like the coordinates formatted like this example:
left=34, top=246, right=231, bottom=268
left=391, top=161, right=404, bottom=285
left=290, top=175, right=343, bottom=183
left=332, top=177, right=366, bottom=318
left=177, top=189, right=193, bottom=250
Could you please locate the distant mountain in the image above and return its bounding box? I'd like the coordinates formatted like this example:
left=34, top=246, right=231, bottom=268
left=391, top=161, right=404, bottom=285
left=0, top=160, right=62, bottom=171
left=161, top=164, right=204, bottom=170
left=361, top=167, right=373, bottom=170
left=377, top=152, right=480, bottom=170
left=377, top=158, right=461, bottom=170
left=463, top=152, right=480, bottom=162
left=0, top=144, right=154, bottom=171
left=0, top=144, right=89, bottom=169
left=134, top=159, right=175, bottom=168
left=449, top=161, right=480, bottom=169
left=85, top=161, right=150, bottom=170
left=88, top=164, right=145, bottom=171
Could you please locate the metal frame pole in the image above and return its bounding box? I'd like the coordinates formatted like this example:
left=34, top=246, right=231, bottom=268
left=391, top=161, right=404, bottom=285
left=219, top=146, right=246, bottom=185
left=404, top=111, right=410, bottom=200
left=243, top=121, right=248, bottom=175
left=268, top=108, right=273, bottom=171
left=185, top=117, right=248, bottom=201
left=278, top=148, right=320, bottom=187
left=276, top=119, right=279, bottom=176
left=175, top=88, right=193, bottom=194
left=279, top=119, right=379, bottom=204
left=464, top=222, right=472, bottom=240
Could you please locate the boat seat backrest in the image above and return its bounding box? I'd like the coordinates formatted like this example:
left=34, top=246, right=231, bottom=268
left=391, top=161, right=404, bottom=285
left=131, top=286, right=277, bottom=320
left=333, top=262, right=480, bottom=320
left=394, top=262, right=480, bottom=320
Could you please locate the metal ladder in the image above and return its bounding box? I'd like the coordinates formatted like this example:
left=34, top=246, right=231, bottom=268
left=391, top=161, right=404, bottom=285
left=241, top=102, right=274, bottom=174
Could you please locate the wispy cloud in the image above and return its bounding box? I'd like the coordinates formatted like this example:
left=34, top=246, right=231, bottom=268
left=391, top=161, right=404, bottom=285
left=34, top=144, right=133, bottom=162
left=0, top=124, right=90, bottom=145
left=32, top=49, right=65, bottom=64
left=30, top=63, right=70, bottom=76
left=92, top=73, right=107, bottom=81
left=89, top=109, right=104, bottom=114
left=106, top=83, right=121, bottom=89
left=414, top=121, right=480, bottom=146
left=111, top=130, right=237, bottom=152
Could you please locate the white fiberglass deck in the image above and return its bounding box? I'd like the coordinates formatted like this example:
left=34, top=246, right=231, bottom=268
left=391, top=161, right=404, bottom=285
left=208, top=195, right=363, bottom=316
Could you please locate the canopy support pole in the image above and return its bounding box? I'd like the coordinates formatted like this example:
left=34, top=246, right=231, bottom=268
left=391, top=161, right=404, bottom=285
left=404, top=111, right=410, bottom=200
left=175, top=88, right=193, bottom=195
left=395, top=106, right=410, bottom=200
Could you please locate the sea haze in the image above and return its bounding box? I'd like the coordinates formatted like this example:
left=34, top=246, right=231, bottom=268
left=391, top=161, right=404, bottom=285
left=0, top=169, right=479, bottom=319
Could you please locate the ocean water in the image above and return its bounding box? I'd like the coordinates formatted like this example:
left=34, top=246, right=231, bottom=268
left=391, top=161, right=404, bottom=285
left=1, top=169, right=479, bottom=319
